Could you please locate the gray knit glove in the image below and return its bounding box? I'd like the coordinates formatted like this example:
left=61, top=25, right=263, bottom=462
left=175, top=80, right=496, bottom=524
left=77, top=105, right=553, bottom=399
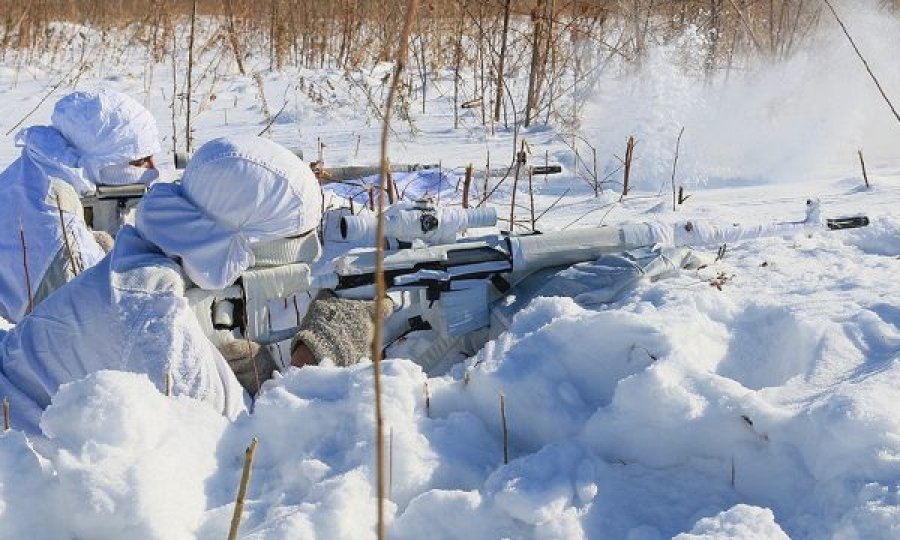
left=291, top=291, right=393, bottom=367
left=219, top=339, right=277, bottom=395
left=92, top=230, right=115, bottom=253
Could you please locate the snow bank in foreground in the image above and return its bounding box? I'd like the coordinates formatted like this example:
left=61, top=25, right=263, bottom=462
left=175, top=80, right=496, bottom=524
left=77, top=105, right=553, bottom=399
left=4, top=224, right=900, bottom=539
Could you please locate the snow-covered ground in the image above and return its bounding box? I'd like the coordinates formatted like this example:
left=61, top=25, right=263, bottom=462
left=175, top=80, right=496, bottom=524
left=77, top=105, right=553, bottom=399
left=2, top=6, right=900, bottom=539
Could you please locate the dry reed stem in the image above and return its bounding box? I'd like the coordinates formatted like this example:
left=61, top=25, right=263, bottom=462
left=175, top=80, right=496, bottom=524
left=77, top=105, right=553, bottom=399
left=670, top=127, right=685, bottom=211
left=480, top=151, right=491, bottom=206
left=509, top=141, right=526, bottom=232
left=528, top=167, right=536, bottom=231
left=185, top=0, right=197, bottom=153
left=462, top=164, right=473, bottom=208
left=18, top=222, right=33, bottom=316
left=372, top=1, right=420, bottom=538
left=620, top=136, right=635, bottom=201
left=169, top=28, right=178, bottom=159
left=858, top=149, right=870, bottom=188
left=228, top=437, right=259, bottom=540
left=3, top=397, right=9, bottom=431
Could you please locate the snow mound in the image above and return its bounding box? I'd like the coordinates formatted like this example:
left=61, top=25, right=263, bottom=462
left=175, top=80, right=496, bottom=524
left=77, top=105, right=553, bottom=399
left=675, top=504, right=789, bottom=539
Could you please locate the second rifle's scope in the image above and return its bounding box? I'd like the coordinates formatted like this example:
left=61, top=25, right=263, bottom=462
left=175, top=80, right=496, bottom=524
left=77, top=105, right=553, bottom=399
left=340, top=206, right=497, bottom=243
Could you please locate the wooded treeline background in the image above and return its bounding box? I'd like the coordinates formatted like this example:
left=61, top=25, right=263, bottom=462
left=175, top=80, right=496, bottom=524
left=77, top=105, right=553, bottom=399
left=0, top=0, right=895, bottom=132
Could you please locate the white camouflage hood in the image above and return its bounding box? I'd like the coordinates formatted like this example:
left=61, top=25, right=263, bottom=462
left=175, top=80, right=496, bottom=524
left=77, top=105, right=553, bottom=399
left=50, top=88, right=161, bottom=191
left=136, top=135, right=323, bottom=290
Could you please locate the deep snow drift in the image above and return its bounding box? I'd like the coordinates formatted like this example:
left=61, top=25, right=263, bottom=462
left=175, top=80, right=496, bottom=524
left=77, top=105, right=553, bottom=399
left=2, top=4, right=900, bottom=539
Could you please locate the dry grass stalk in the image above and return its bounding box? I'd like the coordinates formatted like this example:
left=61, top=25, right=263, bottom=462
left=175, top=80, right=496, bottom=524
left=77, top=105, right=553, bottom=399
left=372, top=1, right=420, bottom=538
left=424, top=382, right=431, bottom=417
left=386, top=168, right=396, bottom=204
left=620, top=136, right=635, bottom=201
left=252, top=72, right=273, bottom=125
left=481, top=150, right=490, bottom=206
left=170, top=27, right=178, bottom=159
left=164, top=369, right=172, bottom=396
left=3, top=397, right=9, bottom=431
left=500, top=392, right=508, bottom=465
left=228, top=437, right=259, bottom=540
left=185, top=0, right=197, bottom=153
left=18, top=222, right=33, bottom=315
left=528, top=167, right=536, bottom=231
left=509, top=141, right=527, bottom=232
left=858, top=149, right=870, bottom=189
left=671, top=127, right=685, bottom=210
left=462, top=164, right=473, bottom=208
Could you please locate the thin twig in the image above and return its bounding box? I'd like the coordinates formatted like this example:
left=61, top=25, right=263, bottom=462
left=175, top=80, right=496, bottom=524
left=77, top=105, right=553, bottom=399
left=535, top=187, right=571, bottom=222
left=4, top=62, right=85, bottom=136
left=257, top=100, right=289, bottom=136
left=821, top=0, right=900, bottom=126
left=185, top=0, right=197, bottom=153
left=670, top=127, right=685, bottom=210
left=562, top=201, right=617, bottom=230
left=18, top=222, right=33, bottom=316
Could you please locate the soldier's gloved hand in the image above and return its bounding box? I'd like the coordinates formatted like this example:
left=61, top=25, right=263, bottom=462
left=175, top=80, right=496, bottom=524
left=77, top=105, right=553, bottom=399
left=290, top=291, right=394, bottom=368
left=92, top=231, right=115, bottom=253
left=219, top=339, right=277, bottom=396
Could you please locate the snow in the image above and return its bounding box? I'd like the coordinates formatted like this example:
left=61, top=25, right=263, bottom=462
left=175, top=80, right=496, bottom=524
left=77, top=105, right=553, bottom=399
left=1, top=5, right=900, bottom=539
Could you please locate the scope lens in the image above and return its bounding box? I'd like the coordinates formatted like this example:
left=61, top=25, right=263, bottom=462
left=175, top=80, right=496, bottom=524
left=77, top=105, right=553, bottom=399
left=420, top=213, right=439, bottom=232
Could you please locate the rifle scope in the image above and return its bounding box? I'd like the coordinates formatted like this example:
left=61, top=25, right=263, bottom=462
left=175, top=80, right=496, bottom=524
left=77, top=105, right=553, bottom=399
left=340, top=206, right=497, bottom=243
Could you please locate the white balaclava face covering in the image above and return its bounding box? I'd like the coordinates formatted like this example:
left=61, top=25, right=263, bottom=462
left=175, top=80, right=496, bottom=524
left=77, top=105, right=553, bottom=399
left=97, top=162, right=160, bottom=186
left=51, top=88, right=161, bottom=188
left=136, top=135, right=323, bottom=289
